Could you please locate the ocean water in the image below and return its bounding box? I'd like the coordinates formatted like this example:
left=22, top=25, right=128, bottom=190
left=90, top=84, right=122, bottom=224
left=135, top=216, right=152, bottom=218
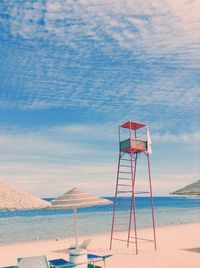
left=0, top=197, right=200, bottom=244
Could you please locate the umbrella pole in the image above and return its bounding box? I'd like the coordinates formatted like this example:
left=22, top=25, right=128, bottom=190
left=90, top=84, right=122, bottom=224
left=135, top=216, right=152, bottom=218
left=74, top=208, right=78, bottom=248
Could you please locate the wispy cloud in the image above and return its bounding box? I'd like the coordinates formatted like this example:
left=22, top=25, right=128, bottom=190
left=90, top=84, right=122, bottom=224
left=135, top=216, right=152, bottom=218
left=0, top=0, right=199, bottom=124
left=153, top=131, right=200, bottom=142
left=1, top=160, right=198, bottom=197
left=151, top=172, right=199, bottom=195
left=7, top=0, right=200, bottom=59
left=0, top=160, right=115, bottom=197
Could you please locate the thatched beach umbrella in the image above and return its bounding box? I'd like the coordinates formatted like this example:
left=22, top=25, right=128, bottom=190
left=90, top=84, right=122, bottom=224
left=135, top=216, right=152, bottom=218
left=50, top=187, right=112, bottom=248
left=171, top=179, right=200, bottom=198
left=0, top=182, right=50, bottom=211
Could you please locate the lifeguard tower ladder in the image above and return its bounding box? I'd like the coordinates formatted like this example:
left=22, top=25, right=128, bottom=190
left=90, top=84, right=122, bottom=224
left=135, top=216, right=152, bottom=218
left=110, top=121, right=156, bottom=254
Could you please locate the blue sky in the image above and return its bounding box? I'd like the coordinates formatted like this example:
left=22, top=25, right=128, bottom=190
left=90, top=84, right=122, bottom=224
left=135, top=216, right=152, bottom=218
left=0, top=0, right=199, bottom=197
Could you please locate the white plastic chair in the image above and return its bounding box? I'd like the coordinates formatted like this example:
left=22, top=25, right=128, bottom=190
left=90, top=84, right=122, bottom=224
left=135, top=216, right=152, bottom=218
left=79, top=239, right=92, bottom=249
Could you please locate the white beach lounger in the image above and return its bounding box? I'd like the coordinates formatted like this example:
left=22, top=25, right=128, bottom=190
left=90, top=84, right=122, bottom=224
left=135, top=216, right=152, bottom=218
left=87, top=253, right=112, bottom=268
left=18, top=255, right=50, bottom=268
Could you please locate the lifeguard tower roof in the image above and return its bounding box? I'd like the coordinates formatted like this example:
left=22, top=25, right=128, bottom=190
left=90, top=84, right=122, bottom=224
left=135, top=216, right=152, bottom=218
left=120, top=121, right=146, bottom=130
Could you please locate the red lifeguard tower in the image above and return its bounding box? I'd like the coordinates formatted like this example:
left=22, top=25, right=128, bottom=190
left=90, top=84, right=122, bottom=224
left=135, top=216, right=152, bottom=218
left=110, top=121, right=156, bottom=254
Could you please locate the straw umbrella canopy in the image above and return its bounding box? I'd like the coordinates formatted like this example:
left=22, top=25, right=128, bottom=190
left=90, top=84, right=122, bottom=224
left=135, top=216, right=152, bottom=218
left=171, top=179, right=200, bottom=198
left=0, top=182, right=51, bottom=211
left=50, top=187, right=112, bottom=248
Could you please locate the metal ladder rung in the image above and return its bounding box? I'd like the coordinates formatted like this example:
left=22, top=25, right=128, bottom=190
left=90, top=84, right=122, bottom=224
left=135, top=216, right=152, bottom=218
left=116, top=206, right=130, bottom=210
left=120, top=165, right=131, bottom=167
left=114, top=223, right=128, bottom=226
left=114, top=230, right=127, bottom=233
left=119, top=171, right=131, bottom=174
left=112, top=238, right=136, bottom=243
left=114, top=212, right=129, bottom=216
left=118, top=184, right=132, bottom=187
left=120, top=158, right=135, bottom=162
left=116, top=213, right=130, bottom=216
left=115, top=206, right=130, bottom=209
left=114, top=229, right=127, bottom=233
left=130, top=236, right=154, bottom=242
left=135, top=191, right=150, bottom=194
left=118, top=191, right=132, bottom=193
left=115, top=215, right=129, bottom=219
left=115, top=216, right=129, bottom=220
left=115, top=210, right=129, bottom=213
left=118, top=178, right=132, bottom=180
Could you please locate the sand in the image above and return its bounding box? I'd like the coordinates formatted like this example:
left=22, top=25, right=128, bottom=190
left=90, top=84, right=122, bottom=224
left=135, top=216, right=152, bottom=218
left=0, top=223, right=199, bottom=268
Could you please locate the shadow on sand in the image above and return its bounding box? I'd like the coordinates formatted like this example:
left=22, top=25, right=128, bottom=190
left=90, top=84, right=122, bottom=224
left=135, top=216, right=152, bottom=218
left=182, top=247, right=200, bottom=254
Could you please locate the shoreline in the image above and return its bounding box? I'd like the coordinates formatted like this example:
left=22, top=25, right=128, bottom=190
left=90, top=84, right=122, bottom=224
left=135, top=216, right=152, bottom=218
left=0, top=223, right=200, bottom=267
left=1, top=220, right=200, bottom=247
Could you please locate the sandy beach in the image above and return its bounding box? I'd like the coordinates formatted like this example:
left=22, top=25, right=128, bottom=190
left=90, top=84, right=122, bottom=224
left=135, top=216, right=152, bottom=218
left=0, top=223, right=199, bottom=268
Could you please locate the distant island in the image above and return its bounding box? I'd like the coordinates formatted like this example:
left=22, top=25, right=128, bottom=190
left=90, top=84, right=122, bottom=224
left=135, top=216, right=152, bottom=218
left=171, top=179, right=200, bottom=198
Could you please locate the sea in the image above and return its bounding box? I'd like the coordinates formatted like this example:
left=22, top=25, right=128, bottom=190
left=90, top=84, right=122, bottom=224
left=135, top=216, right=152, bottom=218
left=0, top=197, right=200, bottom=244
